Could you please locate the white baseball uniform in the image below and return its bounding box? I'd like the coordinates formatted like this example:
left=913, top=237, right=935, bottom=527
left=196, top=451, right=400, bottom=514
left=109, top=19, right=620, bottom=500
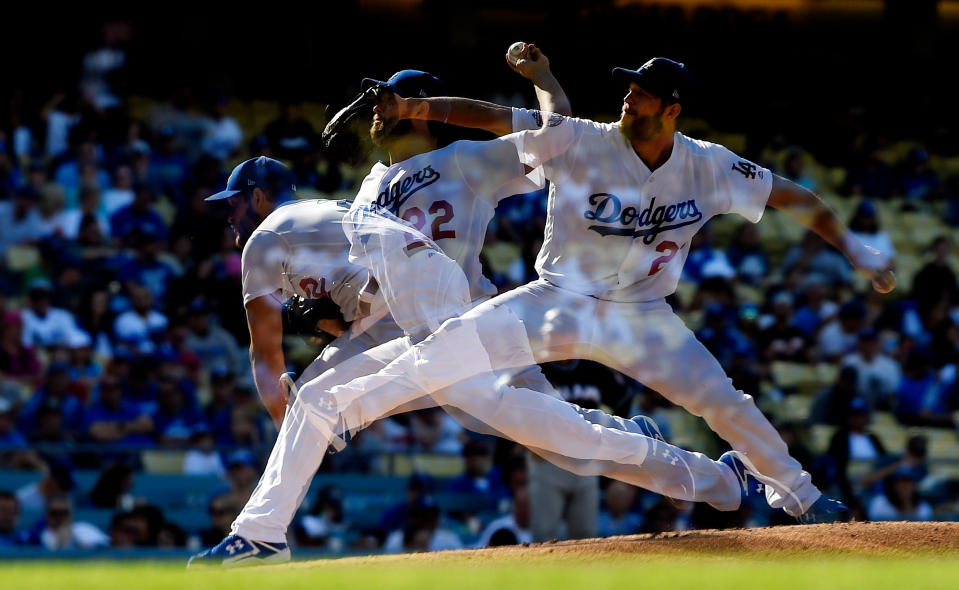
left=231, top=135, right=745, bottom=544
left=307, top=113, right=821, bottom=518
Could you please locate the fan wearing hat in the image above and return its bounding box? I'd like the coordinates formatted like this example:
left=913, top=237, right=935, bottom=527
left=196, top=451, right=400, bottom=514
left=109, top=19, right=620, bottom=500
left=333, top=48, right=900, bottom=526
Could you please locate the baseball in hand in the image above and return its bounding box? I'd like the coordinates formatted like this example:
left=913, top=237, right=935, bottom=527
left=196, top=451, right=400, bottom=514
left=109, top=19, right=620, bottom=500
left=507, top=42, right=528, bottom=65
left=872, top=269, right=896, bottom=294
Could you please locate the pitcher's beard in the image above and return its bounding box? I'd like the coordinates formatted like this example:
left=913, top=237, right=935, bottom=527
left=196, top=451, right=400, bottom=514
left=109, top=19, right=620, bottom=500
left=371, top=118, right=413, bottom=147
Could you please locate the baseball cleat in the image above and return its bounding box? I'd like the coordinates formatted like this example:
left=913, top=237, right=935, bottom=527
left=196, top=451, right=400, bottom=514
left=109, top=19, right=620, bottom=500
left=719, top=451, right=765, bottom=501
left=798, top=496, right=851, bottom=524
left=187, top=535, right=290, bottom=568
left=630, top=414, right=668, bottom=444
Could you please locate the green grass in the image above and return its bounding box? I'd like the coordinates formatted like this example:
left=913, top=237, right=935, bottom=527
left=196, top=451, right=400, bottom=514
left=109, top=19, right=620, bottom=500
left=1, top=555, right=956, bottom=590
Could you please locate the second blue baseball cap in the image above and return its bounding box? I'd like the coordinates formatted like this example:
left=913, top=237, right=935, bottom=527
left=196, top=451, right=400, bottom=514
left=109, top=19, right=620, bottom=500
left=613, top=57, right=693, bottom=103
left=205, top=156, right=296, bottom=202
left=360, top=69, right=447, bottom=99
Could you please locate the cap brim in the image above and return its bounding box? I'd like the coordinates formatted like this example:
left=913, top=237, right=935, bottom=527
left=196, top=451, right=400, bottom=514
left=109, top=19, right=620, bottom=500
left=205, top=189, right=242, bottom=202
left=361, top=78, right=399, bottom=95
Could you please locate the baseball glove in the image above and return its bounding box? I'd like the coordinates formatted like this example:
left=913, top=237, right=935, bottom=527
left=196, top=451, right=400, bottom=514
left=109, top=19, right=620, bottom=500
left=281, top=295, right=346, bottom=338
left=321, top=87, right=378, bottom=163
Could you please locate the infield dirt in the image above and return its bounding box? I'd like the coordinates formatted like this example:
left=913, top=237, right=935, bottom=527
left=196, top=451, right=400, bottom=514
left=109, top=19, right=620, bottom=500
left=291, top=521, right=959, bottom=568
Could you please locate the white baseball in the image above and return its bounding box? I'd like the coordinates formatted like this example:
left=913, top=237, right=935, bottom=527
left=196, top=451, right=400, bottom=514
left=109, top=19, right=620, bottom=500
left=507, top=42, right=527, bottom=65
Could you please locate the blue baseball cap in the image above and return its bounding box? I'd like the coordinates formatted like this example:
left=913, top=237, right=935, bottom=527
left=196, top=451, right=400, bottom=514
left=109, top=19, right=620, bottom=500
left=613, top=57, right=693, bottom=103
left=205, top=156, right=296, bottom=202
left=360, top=69, right=447, bottom=99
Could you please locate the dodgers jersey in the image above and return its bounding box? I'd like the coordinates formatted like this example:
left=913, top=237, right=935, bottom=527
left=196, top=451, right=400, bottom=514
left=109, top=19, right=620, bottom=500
left=510, top=108, right=773, bottom=302
left=352, top=138, right=539, bottom=301
left=241, top=199, right=400, bottom=343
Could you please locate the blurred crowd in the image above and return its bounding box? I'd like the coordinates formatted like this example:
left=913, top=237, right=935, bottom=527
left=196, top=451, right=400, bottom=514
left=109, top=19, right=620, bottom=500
left=2, top=19, right=959, bottom=555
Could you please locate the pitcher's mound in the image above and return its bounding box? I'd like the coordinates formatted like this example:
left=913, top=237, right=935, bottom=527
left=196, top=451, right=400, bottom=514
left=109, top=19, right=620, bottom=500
left=298, top=522, right=959, bottom=568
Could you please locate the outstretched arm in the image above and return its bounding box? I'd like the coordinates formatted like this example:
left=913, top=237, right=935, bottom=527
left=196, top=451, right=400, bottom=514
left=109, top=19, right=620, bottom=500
left=767, top=174, right=896, bottom=293
left=506, top=42, right=572, bottom=117
left=392, top=44, right=570, bottom=135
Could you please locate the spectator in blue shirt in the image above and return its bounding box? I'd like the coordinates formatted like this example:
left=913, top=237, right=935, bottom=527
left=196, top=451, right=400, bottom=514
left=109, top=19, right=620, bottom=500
left=897, top=348, right=954, bottom=428
left=445, top=439, right=509, bottom=509
left=150, top=376, right=203, bottom=446
left=18, top=363, right=85, bottom=440
left=84, top=374, right=153, bottom=444
left=0, top=491, right=24, bottom=547
left=116, top=228, right=177, bottom=305
left=109, top=183, right=168, bottom=247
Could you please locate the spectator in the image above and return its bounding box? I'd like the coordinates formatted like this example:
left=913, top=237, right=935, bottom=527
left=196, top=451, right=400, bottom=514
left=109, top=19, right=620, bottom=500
left=597, top=481, right=642, bottom=537
left=219, top=450, right=259, bottom=509
left=867, top=466, right=933, bottom=521
left=148, top=125, right=190, bottom=200
left=59, top=184, right=111, bottom=240
left=116, top=228, right=177, bottom=305
left=101, top=165, right=136, bottom=216
left=896, top=348, right=954, bottom=428
left=475, top=485, right=532, bottom=547
left=781, top=231, right=852, bottom=288
left=295, top=485, right=348, bottom=550
left=380, top=473, right=435, bottom=535
left=16, top=458, right=76, bottom=513
left=1, top=187, right=46, bottom=249
left=0, top=397, right=42, bottom=470
left=383, top=496, right=462, bottom=553
left=23, top=493, right=109, bottom=550
left=696, top=303, right=754, bottom=370
left=445, top=439, right=510, bottom=507
left=683, top=223, right=735, bottom=283
left=912, top=236, right=958, bottom=309
left=817, top=300, right=868, bottom=362
left=202, top=95, right=243, bottom=162
left=113, top=283, right=168, bottom=356
left=757, top=291, right=809, bottom=362
left=782, top=150, right=818, bottom=192
left=899, top=148, right=939, bottom=202
left=408, top=407, right=464, bottom=453
left=53, top=141, right=111, bottom=209
left=19, top=363, right=85, bottom=440
left=792, top=277, right=838, bottom=338
left=0, top=311, right=42, bottom=385
left=0, top=491, right=22, bottom=547
left=848, top=200, right=896, bottom=267
left=76, top=289, right=114, bottom=360
left=841, top=328, right=901, bottom=410
left=263, top=100, right=315, bottom=161
left=109, top=510, right=152, bottom=548
left=20, top=278, right=82, bottom=349
left=151, top=376, right=203, bottom=446
left=182, top=298, right=245, bottom=377
left=182, top=428, right=226, bottom=476
left=826, top=397, right=886, bottom=506
left=811, top=365, right=861, bottom=426
left=89, top=463, right=135, bottom=510
left=860, top=434, right=929, bottom=491
left=83, top=375, right=153, bottom=444
left=109, top=183, right=167, bottom=247
left=198, top=493, right=239, bottom=546
left=65, top=330, right=102, bottom=397
left=726, top=222, right=768, bottom=286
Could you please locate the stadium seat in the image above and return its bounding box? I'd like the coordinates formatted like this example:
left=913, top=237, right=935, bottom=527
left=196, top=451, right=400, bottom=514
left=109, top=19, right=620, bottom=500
left=130, top=474, right=225, bottom=509
left=808, top=424, right=837, bottom=455
left=140, top=450, right=186, bottom=474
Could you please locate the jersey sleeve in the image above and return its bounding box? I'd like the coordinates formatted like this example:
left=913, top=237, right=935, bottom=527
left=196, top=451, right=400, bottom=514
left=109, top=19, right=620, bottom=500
left=452, top=138, right=529, bottom=203
left=711, top=145, right=773, bottom=223
left=503, top=114, right=582, bottom=172
left=240, top=230, right=289, bottom=304
left=511, top=107, right=549, bottom=132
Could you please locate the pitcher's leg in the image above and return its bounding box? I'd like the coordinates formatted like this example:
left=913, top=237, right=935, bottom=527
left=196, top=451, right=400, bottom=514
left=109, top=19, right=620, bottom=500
left=430, top=375, right=740, bottom=510
left=605, top=305, right=820, bottom=516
